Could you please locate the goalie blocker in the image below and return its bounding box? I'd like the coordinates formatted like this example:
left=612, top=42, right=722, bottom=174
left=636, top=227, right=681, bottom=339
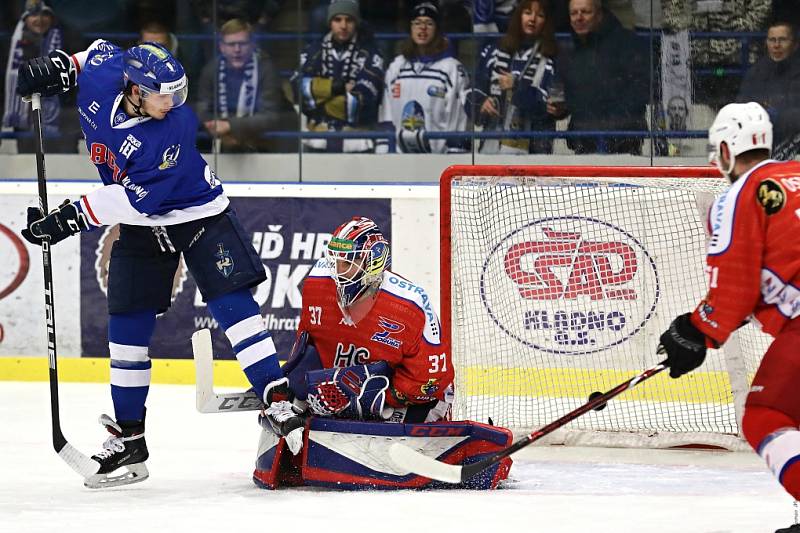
left=254, top=418, right=513, bottom=490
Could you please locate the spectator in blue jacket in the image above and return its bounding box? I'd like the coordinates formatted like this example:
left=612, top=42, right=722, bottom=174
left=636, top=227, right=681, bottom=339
left=469, top=0, right=565, bottom=154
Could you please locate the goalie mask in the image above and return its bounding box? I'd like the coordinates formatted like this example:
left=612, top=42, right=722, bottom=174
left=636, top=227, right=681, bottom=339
left=708, top=102, right=772, bottom=180
left=326, top=217, right=390, bottom=324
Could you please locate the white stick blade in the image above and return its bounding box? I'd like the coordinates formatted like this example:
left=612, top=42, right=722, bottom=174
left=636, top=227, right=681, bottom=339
left=388, top=442, right=462, bottom=484
left=192, top=329, right=215, bottom=412
left=58, top=443, right=101, bottom=477
left=192, top=328, right=263, bottom=413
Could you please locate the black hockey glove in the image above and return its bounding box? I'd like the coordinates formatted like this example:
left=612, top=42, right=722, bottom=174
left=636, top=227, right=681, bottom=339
left=21, top=200, right=90, bottom=246
left=16, top=50, right=76, bottom=98
left=658, top=313, right=708, bottom=379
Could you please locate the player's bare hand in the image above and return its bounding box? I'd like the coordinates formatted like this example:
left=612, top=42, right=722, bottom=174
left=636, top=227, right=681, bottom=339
left=497, top=70, right=514, bottom=91
left=480, top=97, right=500, bottom=117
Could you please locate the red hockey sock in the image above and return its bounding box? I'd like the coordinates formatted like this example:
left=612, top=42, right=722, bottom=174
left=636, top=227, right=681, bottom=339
left=742, top=406, right=800, bottom=499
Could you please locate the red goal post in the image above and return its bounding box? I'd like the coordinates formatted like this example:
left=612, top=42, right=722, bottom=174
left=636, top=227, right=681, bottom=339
left=440, top=165, right=767, bottom=450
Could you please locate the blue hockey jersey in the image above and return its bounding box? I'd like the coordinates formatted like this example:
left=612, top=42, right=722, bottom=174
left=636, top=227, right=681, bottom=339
left=74, top=40, right=228, bottom=227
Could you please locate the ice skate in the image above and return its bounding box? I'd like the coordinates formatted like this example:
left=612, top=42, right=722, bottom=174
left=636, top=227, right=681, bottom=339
left=776, top=524, right=800, bottom=532
left=84, top=414, right=149, bottom=489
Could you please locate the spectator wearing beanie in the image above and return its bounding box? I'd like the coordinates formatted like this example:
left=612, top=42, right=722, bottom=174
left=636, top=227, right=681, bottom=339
left=289, top=0, right=385, bottom=152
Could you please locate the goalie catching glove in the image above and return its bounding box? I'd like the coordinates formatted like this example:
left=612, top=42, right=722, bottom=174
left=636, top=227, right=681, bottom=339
left=21, top=200, right=92, bottom=246
left=16, top=49, right=77, bottom=98
left=658, top=313, right=708, bottom=378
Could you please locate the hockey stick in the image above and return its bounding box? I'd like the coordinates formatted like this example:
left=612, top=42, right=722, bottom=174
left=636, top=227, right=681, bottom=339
left=389, top=358, right=669, bottom=483
left=29, top=93, right=101, bottom=478
left=192, top=328, right=263, bottom=413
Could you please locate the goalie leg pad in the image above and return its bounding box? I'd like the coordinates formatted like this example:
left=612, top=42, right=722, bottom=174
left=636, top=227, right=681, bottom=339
left=253, top=425, right=304, bottom=489
left=300, top=418, right=512, bottom=490
left=252, top=418, right=512, bottom=490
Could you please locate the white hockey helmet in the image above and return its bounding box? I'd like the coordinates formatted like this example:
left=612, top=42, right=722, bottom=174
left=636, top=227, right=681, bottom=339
left=708, top=102, right=772, bottom=176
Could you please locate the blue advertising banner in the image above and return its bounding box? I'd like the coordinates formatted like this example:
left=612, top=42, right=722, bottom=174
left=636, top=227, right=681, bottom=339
left=80, top=197, right=391, bottom=360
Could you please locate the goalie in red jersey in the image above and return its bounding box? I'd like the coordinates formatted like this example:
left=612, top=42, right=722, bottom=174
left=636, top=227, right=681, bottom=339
left=261, top=216, right=454, bottom=450
left=657, top=102, right=800, bottom=530
left=252, top=218, right=511, bottom=491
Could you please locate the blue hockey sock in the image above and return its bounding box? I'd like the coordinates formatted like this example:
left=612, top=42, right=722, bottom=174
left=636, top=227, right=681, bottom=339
left=108, top=310, right=157, bottom=422
left=207, top=289, right=282, bottom=397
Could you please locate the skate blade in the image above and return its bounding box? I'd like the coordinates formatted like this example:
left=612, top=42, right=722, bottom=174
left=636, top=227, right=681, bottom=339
left=84, top=462, right=149, bottom=489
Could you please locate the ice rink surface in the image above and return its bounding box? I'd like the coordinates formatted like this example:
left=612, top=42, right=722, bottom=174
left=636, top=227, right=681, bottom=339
left=0, top=381, right=794, bottom=533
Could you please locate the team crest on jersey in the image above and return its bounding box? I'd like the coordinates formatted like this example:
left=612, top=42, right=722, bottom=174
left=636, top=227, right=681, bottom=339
left=401, top=101, right=425, bottom=131
left=159, top=144, right=181, bottom=170
left=370, top=316, right=405, bottom=348
left=334, top=343, right=371, bottom=366
left=420, top=378, right=439, bottom=396
left=89, top=52, right=113, bottom=67
left=426, top=85, right=446, bottom=98
left=757, top=179, right=785, bottom=215
left=214, top=243, right=234, bottom=278
left=113, top=112, right=127, bottom=125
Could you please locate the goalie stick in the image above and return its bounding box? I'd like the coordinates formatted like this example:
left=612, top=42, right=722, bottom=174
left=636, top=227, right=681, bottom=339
left=192, top=328, right=263, bottom=413
left=29, top=93, right=101, bottom=479
left=389, top=358, right=669, bottom=483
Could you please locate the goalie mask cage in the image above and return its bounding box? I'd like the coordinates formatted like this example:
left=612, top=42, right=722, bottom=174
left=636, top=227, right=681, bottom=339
left=441, top=165, right=770, bottom=450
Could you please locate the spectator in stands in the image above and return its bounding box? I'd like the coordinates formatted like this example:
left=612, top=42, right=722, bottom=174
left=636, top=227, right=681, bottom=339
left=290, top=0, right=384, bottom=153
left=662, top=0, right=771, bottom=108
left=738, top=21, right=800, bottom=159
left=138, top=21, right=178, bottom=55
left=559, top=0, right=648, bottom=154
left=469, top=0, right=564, bottom=154
left=2, top=0, right=76, bottom=153
left=196, top=18, right=288, bottom=152
left=376, top=1, right=471, bottom=153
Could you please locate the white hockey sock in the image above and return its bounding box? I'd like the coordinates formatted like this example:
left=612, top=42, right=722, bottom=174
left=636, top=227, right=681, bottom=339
left=758, top=428, right=800, bottom=483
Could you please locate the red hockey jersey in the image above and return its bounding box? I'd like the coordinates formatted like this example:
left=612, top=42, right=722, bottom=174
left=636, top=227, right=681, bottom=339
left=297, top=259, right=453, bottom=407
left=691, top=160, right=800, bottom=345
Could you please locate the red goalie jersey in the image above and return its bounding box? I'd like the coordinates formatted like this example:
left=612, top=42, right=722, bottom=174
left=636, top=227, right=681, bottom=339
left=691, top=159, right=800, bottom=345
left=298, top=259, right=453, bottom=407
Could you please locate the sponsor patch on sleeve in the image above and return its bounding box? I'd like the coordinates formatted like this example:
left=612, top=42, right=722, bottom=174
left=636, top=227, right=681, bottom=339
left=757, top=179, right=786, bottom=215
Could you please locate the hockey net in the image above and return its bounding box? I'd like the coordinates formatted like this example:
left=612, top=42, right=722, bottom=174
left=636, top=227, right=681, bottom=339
left=442, top=165, right=770, bottom=450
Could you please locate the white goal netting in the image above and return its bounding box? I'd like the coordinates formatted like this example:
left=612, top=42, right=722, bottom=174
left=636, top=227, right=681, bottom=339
left=444, top=168, right=770, bottom=449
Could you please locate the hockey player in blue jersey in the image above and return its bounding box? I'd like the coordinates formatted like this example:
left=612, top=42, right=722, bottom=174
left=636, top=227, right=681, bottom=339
left=16, top=40, right=286, bottom=488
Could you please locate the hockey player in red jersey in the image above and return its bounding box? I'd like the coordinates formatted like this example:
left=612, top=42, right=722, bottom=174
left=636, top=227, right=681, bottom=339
left=264, top=216, right=454, bottom=438
left=658, top=102, right=800, bottom=532
left=253, top=217, right=511, bottom=490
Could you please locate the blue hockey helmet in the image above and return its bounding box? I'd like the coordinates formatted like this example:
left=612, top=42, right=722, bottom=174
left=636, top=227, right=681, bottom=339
left=123, top=42, right=188, bottom=108
left=326, top=217, right=390, bottom=324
